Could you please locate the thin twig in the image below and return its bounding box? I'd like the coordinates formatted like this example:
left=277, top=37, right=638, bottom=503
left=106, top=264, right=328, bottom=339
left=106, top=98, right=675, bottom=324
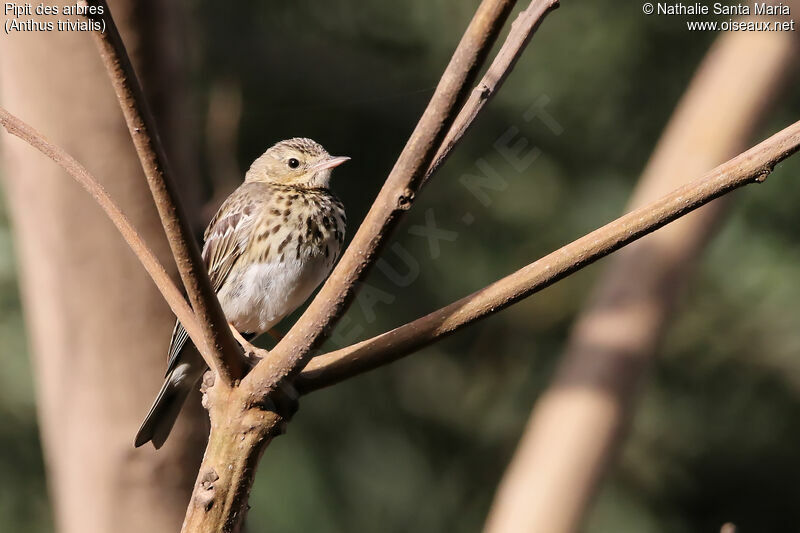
left=425, top=0, right=560, bottom=184
left=295, top=118, right=800, bottom=393
left=243, top=0, right=518, bottom=393
left=84, top=0, right=245, bottom=384
left=0, top=106, right=207, bottom=358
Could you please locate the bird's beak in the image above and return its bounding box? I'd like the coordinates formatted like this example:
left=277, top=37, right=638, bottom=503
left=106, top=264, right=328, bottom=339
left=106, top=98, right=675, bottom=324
left=312, top=156, right=350, bottom=171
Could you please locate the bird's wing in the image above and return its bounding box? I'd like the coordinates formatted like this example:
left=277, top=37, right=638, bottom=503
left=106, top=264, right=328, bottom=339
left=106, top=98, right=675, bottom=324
left=165, top=187, right=260, bottom=374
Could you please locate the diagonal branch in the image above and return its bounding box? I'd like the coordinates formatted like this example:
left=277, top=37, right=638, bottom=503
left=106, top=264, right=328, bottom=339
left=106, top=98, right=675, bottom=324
left=483, top=23, right=799, bottom=533
left=294, top=118, right=800, bottom=394
left=244, top=0, right=519, bottom=392
left=85, top=0, right=245, bottom=384
left=425, top=0, right=559, bottom=184
left=0, top=106, right=208, bottom=360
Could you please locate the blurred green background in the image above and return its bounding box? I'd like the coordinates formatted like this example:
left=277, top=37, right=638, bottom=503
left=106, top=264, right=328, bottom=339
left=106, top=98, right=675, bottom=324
left=2, top=1, right=800, bottom=531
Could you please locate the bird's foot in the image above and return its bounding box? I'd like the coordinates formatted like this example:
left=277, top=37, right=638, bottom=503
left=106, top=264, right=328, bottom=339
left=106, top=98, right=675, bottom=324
left=228, top=324, right=265, bottom=364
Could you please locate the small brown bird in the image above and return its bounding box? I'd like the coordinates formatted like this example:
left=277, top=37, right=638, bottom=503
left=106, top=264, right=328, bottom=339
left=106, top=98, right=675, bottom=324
left=135, top=138, right=348, bottom=448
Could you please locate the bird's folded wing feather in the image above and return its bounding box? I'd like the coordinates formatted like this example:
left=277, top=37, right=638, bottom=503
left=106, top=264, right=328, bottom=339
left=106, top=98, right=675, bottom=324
left=165, top=191, right=257, bottom=374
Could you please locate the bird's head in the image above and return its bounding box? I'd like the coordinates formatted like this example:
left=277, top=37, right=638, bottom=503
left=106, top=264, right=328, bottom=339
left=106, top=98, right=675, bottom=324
left=245, top=137, right=349, bottom=189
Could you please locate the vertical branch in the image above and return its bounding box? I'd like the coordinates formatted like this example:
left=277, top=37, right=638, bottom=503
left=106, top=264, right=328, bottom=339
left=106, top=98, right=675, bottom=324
left=483, top=21, right=799, bottom=533
left=85, top=0, right=245, bottom=384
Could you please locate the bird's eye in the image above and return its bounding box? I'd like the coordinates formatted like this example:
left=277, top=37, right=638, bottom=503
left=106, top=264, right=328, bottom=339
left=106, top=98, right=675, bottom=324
left=288, top=158, right=300, bottom=169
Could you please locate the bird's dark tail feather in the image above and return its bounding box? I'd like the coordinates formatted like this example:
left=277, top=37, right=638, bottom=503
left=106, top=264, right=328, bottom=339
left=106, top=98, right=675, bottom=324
left=135, top=367, right=200, bottom=449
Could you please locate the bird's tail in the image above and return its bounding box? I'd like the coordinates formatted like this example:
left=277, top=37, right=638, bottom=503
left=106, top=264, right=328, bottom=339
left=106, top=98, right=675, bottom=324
left=135, top=362, right=204, bottom=449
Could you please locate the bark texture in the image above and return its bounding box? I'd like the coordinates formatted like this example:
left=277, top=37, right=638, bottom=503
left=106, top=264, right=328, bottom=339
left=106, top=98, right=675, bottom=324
left=0, top=2, right=205, bottom=532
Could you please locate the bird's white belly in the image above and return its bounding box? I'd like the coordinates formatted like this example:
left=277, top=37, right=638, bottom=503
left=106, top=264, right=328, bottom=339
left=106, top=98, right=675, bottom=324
left=218, top=254, right=331, bottom=335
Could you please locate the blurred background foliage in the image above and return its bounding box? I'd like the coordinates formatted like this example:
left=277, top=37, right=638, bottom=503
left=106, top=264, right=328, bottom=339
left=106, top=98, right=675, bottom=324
left=2, top=0, right=800, bottom=531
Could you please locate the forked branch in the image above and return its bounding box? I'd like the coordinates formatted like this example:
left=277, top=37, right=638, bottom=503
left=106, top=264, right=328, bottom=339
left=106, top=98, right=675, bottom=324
left=24, top=2, right=798, bottom=533
left=425, top=0, right=559, bottom=183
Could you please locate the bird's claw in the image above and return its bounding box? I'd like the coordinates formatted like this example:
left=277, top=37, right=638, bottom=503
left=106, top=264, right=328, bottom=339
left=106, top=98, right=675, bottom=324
left=228, top=323, right=266, bottom=363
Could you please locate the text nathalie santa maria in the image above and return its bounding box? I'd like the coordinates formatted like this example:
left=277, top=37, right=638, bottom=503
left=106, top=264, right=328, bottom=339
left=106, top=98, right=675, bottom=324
left=657, top=2, right=790, bottom=15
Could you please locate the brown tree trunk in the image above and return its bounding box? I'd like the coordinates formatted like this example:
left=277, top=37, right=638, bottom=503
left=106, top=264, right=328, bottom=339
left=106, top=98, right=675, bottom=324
left=0, top=2, right=206, bottom=532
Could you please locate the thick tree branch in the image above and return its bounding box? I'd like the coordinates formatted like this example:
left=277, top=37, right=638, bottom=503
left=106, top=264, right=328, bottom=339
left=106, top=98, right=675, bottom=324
left=295, top=118, right=800, bottom=393
left=0, top=106, right=207, bottom=359
left=85, top=0, right=245, bottom=384
left=425, top=0, right=559, bottom=183
left=244, top=0, right=518, bottom=393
